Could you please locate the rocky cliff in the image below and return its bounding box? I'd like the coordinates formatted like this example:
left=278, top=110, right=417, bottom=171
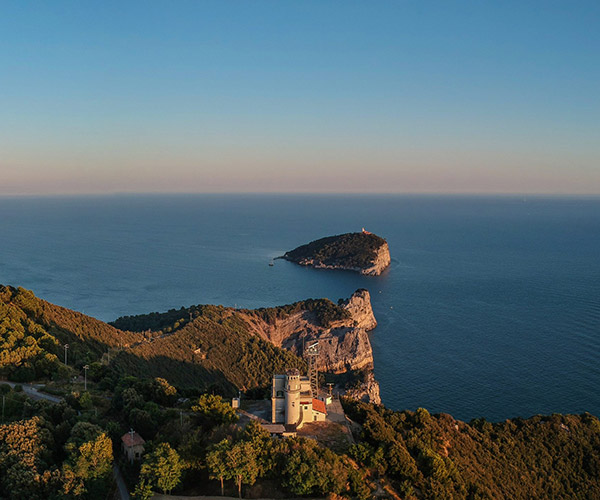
left=282, top=232, right=391, bottom=276
left=239, top=289, right=381, bottom=404
left=359, top=242, right=391, bottom=276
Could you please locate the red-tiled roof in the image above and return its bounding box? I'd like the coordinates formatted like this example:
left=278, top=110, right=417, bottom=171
left=312, top=398, right=327, bottom=414
left=121, top=432, right=145, bottom=447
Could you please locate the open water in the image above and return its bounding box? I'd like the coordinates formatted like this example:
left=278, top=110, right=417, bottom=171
left=1, top=194, right=599, bottom=422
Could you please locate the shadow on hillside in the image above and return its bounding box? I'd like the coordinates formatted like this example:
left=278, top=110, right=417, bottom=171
left=111, top=351, right=238, bottom=395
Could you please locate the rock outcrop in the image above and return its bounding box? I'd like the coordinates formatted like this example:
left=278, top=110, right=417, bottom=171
left=344, top=370, right=381, bottom=405
left=282, top=232, right=391, bottom=276
left=239, top=289, right=381, bottom=403
left=340, top=288, right=377, bottom=330
left=359, top=242, right=391, bottom=276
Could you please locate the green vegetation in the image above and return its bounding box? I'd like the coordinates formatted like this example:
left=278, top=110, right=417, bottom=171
left=138, top=442, right=183, bottom=495
left=284, top=232, right=387, bottom=269
left=343, top=398, right=600, bottom=499
left=0, top=405, right=114, bottom=499
left=0, top=285, right=306, bottom=396
left=0, top=285, right=137, bottom=383
left=2, top=284, right=600, bottom=498
left=191, top=393, right=238, bottom=426
left=245, top=297, right=351, bottom=328
left=109, top=309, right=306, bottom=394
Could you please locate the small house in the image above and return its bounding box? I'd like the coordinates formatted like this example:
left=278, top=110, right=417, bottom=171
left=121, top=429, right=145, bottom=463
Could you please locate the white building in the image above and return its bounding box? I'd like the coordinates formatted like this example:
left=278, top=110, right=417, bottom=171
left=271, top=369, right=327, bottom=429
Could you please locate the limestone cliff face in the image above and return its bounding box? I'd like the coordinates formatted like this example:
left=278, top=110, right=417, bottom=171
left=238, top=289, right=381, bottom=403
left=359, top=242, right=391, bottom=276
left=339, top=289, right=377, bottom=330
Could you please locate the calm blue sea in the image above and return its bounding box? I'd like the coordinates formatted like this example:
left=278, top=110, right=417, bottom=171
left=1, top=194, right=599, bottom=422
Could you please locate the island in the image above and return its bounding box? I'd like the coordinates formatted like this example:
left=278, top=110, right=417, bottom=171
left=281, top=230, right=391, bottom=275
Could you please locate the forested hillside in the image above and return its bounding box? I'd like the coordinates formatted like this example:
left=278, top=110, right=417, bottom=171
left=343, top=399, right=600, bottom=499
left=0, top=285, right=307, bottom=394
left=0, top=285, right=135, bottom=382
left=110, top=306, right=306, bottom=394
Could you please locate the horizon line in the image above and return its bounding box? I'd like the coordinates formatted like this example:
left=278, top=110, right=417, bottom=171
left=1, top=191, right=600, bottom=199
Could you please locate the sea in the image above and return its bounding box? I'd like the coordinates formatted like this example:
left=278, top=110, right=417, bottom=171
left=1, top=194, right=599, bottom=422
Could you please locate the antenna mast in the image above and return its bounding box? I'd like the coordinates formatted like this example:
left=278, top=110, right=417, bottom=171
left=305, top=340, right=320, bottom=398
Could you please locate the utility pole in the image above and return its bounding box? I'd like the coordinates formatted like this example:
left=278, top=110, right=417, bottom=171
left=64, top=344, right=69, bottom=366
left=83, top=365, right=89, bottom=391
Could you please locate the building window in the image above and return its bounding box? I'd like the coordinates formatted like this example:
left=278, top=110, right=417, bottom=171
left=304, top=406, right=308, bottom=410
left=314, top=415, right=317, bottom=421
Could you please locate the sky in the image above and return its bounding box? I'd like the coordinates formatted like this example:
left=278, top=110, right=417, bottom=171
left=0, top=1, right=599, bottom=195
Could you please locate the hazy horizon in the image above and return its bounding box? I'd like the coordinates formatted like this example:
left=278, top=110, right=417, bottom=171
left=1, top=1, right=598, bottom=196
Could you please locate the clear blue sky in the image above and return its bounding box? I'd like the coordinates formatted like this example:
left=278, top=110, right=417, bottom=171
left=1, top=1, right=598, bottom=195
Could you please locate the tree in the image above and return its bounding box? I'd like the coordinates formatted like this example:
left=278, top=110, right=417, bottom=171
left=150, top=377, right=177, bottom=406
left=75, top=433, right=113, bottom=481
left=0, top=416, right=54, bottom=498
left=79, top=392, right=93, bottom=410
left=192, top=393, right=238, bottom=427
left=139, top=442, right=183, bottom=495
left=240, top=421, right=275, bottom=477
left=132, top=478, right=153, bottom=500
left=206, top=439, right=231, bottom=496
left=226, top=441, right=258, bottom=499
left=62, top=431, right=113, bottom=497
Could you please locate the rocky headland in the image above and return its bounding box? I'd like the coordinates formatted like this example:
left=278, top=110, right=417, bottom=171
left=239, top=289, right=381, bottom=403
left=281, top=231, right=391, bottom=276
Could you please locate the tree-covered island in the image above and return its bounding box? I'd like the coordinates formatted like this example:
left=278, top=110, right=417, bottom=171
left=282, top=231, right=391, bottom=276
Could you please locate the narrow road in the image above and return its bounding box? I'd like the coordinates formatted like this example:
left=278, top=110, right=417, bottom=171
left=0, top=381, right=63, bottom=403
left=326, top=397, right=355, bottom=444
left=113, top=464, right=131, bottom=500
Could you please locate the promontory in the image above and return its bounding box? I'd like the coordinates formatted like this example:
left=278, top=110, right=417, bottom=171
left=281, top=231, right=391, bottom=276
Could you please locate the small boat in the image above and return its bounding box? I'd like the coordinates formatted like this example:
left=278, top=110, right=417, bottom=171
left=269, top=261, right=274, bottom=267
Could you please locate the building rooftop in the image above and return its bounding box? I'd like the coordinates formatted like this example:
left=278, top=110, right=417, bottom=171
left=121, top=431, right=145, bottom=447
left=312, top=398, right=327, bottom=414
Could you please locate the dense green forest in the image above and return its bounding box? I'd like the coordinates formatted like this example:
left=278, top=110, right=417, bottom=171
left=0, top=285, right=307, bottom=394
left=0, top=390, right=114, bottom=499
left=284, top=232, right=387, bottom=269
left=343, top=399, right=600, bottom=499
left=110, top=310, right=306, bottom=394
left=2, top=377, right=599, bottom=499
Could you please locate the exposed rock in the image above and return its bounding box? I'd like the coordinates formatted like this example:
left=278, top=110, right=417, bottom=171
left=344, top=370, right=381, bottom=405
left=340, top=289, right=377, bottom=330
left=360, top=242, right=391, bottom=276
left=238, top=289, right=381, bottom=403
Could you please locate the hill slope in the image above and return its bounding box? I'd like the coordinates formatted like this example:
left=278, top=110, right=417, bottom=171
left=344, top=398, right=600, bottom=499
left=111, top=290, right=380, bottom=400
left=1, top=285, right=376, bottom=398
